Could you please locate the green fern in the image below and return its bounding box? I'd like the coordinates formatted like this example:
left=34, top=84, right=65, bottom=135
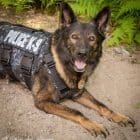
left=70, top=0, right=105, bottom=18
left=0, top=0, right=139, bottom=49
left=0, top=0, right=15, bottom=8
left=134, top=31, right=140, bottom=44
left=107, top=17, right=137, bottom=46
left=15, top=0, right=33, bottom=12
left=0, top=0, right=33, bottom=12
left=117, top=0, right=140, bottom=18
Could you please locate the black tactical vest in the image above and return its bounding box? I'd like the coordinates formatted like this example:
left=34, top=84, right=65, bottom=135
left=0, top=22, right=81, bottom=102
left=0, top=22, right=51, bottom=88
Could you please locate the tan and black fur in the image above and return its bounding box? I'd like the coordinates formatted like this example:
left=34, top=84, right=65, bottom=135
left=0, top=3, right=135, bottom=137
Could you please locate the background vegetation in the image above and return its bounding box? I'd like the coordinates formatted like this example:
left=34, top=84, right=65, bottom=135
left=0, top=0, right=140, bottom=50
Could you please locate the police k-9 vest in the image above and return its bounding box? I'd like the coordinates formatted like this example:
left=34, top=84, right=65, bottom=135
left=0, top=22, right=82, bottom=102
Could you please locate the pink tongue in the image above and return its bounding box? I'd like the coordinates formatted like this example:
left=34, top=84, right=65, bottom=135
left=74, top=60, right=86, bottom=70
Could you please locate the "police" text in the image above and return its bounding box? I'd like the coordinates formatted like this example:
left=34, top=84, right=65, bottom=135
left=4, top=30, right=43, bottom=54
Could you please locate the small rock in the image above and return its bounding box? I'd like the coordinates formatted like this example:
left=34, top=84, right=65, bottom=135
left=8, top=122, right=12, bottom=126
left=132, top=128, right=137, bottom=132
left=114, top=46, right=130, bottom=57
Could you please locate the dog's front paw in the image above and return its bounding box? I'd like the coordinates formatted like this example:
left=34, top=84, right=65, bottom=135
left=82, top=120, right=109, bottom=138
left=110, top=112, right=135, bottom=127
left=78, top=80, right=86, bottom=89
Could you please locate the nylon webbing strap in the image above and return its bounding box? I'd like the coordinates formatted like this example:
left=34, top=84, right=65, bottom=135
left=0, top=44, right=18, bottom=80
left=0, top=46, right=11, bottom=65
left=45, top=53, right=70, bottom=94
left=21, top=53, right=34, bottom=76
left=45, top=53, right=82, bottom=102
left=0, top=22, right=80, bottom=101
left=21, top=53, right=34, bottom=90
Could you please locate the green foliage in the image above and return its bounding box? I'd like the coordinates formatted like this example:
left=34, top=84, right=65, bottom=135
left=39, top=0, right=57, bottom=10
left=0, top=0, right=34, bottom=12
left=0, top=0, right=139, bottom=49
left=117, top=0, right=140, bottom=18
left=107, top=0, right=140, bottom=48
left=107, top=17, right=137, bottom=46
left=134, top=31, right=140, bottom=44
left=70, top=0, right=107, bottom=18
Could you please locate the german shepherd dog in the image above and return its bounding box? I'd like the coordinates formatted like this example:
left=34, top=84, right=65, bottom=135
left=0, top=3, right=135, bottom=137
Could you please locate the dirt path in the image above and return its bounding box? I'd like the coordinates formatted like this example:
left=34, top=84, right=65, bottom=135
left=0, top=8, right=140, bottom=140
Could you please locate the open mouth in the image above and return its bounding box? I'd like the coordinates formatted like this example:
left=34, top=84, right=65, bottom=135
left=74, top=59, right=87, bottom=72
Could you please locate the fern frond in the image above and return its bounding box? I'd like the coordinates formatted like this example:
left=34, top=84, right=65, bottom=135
left=0, top=0, right=16, bottom=8
left=71, top=0, right=106, bottom=18
left=107, top=17, right=137, bottom=46
left=134, top=31, right=140, bottom=44
left=0, top=0, right=34, bottom=12
left=117, top=0, right=140, bottom=18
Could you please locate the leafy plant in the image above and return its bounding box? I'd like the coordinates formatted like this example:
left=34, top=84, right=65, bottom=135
left=0, top=0, right=34, bottom=12
left=106, top=0, right=140, bottom=49
left=0, top=0, right=139, bottom=49
left=70, top=0, right=107, bottom=18
left=117, top=0, right=140, bottom=18
left=107, top=17, right=137, bottom=46
left=135, top=31, right=140, bottom=44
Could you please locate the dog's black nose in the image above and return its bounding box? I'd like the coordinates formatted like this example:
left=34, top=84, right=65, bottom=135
left=78, top=52, right=86, bottom=58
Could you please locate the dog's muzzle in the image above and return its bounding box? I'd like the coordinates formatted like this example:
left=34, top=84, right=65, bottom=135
left=74, top=52, right=87, bottom=73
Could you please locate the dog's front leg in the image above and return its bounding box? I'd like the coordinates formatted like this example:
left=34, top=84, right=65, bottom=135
left=73, top=89, right=135, bottom=127
left=34, top=90, right=109, bottom=137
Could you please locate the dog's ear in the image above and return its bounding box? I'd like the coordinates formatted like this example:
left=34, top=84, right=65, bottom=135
left=91, top=7, right=110, bottom=33
left=59, top=2, right=77, bottom=27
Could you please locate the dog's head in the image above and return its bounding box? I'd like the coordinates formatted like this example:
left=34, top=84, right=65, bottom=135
left=54, top=3, right=110, bottom=73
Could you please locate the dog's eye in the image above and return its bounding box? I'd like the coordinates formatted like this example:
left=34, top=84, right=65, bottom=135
left=88, top=35, right=96, bottom=42
left=71, top=34, right=79, bottom=40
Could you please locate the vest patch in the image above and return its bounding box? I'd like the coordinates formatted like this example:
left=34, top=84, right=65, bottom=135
left=4, top=30, right=43, bottom=54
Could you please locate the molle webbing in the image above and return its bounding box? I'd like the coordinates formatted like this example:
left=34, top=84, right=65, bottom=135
left=0, top=23, right=51, bottom=89
left=0, top=22, right=72, bottom=100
